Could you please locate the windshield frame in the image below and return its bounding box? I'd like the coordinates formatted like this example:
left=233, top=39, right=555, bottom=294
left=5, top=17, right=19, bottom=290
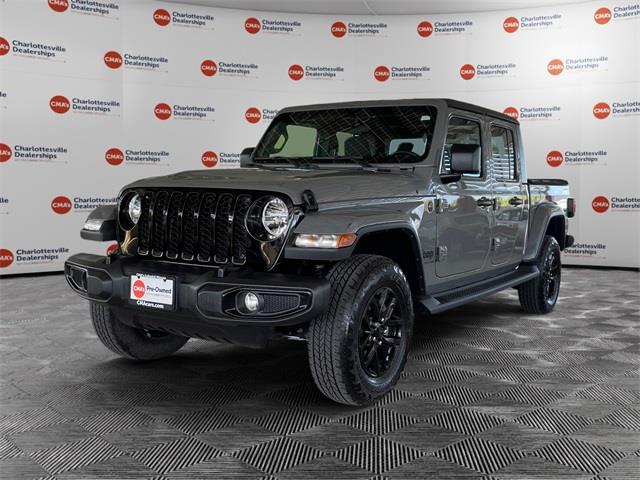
left=251, top=101, right=443, bottom=168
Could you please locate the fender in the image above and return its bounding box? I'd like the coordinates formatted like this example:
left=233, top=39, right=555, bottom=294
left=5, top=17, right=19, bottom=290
left=284, top=208, right=424, bottom=263
left=285, top=212, right=426, bottom=295
left=523, top=202, right=566, bottom=262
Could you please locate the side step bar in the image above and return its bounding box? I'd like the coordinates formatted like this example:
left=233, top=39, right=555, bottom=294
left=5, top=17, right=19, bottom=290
left=418, top=264, right=540, bottom=314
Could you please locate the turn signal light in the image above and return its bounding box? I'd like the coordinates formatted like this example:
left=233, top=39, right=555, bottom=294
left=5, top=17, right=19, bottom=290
left=294, top=233, right=357, bottom=249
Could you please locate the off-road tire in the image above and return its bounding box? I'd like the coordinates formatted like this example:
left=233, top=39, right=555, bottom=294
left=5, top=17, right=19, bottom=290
left=518, top=235, right=561, bottom=314
left=90, top=302, right=188, bottom=360
left=307, top=255, right=414, bottom=406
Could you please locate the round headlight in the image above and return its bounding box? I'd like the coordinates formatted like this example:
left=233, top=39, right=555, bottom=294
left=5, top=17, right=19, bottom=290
left=121, top=193, right=141, bottom=229
left=262, top=197, right=289, bottom=238
left=246, top=196, right=290, bottom=241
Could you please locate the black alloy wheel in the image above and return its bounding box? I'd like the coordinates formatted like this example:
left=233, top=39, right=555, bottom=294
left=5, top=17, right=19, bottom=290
left=518, top=235, right=562, bottom=314
left=542, top=247, right=561, bottom=306
left=359, top=287, right=405, bottom=378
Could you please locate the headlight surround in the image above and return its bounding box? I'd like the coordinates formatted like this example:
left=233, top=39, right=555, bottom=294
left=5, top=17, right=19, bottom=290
left=119, top=192, right=141, bottom=230
left=246, top=196, right=290, bottom=241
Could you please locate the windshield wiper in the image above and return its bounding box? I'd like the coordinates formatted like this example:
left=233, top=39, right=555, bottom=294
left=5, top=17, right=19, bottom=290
left=339, top=156, right=373, bottom=168
left=253, top=155, right=375, bottom=169
left=253, top=156, right=318, bottom=169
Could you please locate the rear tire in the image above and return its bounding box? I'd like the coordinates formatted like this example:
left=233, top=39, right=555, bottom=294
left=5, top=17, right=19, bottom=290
left=90, top=302, right=188, bottom=360
left=518, top=235, right=561, bottom=314
left=307, top=255, right=414, bottom=406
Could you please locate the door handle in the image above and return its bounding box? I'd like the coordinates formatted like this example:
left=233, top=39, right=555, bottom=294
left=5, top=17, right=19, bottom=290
left=476, top=197, right=494, bottom=208
left=509, top=196, right=524, bottom=206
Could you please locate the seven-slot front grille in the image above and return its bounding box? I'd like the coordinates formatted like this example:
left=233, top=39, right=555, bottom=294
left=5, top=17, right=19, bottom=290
left=136, top=190, right=254, bottom=265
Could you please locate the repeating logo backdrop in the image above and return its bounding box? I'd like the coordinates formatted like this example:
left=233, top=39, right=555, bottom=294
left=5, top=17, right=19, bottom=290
left=0, top=0, right=638, bottom=273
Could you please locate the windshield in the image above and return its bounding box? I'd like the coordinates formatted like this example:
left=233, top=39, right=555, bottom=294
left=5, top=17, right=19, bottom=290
left=253, top=105, right=438, bottom=165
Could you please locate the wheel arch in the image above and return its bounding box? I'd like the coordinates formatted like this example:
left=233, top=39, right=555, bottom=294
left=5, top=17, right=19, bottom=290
left=351, top=224, right=426, bottom=298
left=524, top=204, right=567, bottom=262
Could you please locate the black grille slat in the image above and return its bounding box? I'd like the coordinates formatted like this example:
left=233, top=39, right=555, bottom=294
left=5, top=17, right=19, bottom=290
left=214, top=193, right=234, bottom=263
left=133, top=189, right=263, bottom=266
left=232, top=195, right=252, bottom=265
left=165, top=192, right=184, bottom=259
left=137, top=191, right=156, bottom=256
left=181, top=192, right=201, bottom=261
left=151, top=191, right=169, bottom=257
left=197, top=193, right=217, bottom=262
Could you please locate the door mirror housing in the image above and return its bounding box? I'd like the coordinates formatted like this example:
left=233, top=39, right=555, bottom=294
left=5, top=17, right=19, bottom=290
left=240, top=147, right=255, bottom=168
left=450, top=143, right=481, bottom=175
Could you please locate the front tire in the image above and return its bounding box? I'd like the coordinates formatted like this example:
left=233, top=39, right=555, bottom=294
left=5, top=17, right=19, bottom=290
left=518, top=235, right=561, bottom=314
left=307, top=255, right=414, bottom=406
left=90, top=302, right=188, bottom=360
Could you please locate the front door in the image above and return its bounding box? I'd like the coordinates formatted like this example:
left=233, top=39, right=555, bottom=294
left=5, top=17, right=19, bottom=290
left=489, top=123, right=526, bottom=266
left=436, top=115, right=493, bottom=278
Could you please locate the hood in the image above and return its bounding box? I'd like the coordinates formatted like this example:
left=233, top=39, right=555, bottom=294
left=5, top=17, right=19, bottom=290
left=124, top=167, right=428, bottom=205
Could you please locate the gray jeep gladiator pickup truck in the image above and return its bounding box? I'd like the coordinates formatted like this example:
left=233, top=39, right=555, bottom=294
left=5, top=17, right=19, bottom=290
left=65, top=98, right=575, bottom=405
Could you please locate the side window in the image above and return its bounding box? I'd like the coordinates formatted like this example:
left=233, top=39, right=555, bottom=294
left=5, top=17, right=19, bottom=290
left=270, top=124, right=317, bottom=157
left=441, top=117, right=482, bottom=177
left=490, top=126, right=517, bottom=181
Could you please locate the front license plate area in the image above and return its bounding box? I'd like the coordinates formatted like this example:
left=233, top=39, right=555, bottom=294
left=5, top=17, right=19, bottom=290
left=129, top=273, right=175, bottom=310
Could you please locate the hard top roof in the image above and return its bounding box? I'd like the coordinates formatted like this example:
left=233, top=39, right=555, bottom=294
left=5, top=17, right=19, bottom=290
left=278, top=98, right=519, bottom=124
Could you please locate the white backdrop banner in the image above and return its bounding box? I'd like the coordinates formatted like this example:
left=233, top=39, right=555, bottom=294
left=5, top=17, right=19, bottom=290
left=0, top=0, right=639, bottom=273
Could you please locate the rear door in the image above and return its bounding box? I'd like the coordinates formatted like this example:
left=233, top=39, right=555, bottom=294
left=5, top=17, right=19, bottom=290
left=489, top=122, right=527, bottom=266
left=435, top=114, right=493, bottom=278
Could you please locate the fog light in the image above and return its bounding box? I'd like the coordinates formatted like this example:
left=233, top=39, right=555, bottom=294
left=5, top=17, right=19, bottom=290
left=244, top=292, right=260, bottom=312
left=236, top=292, right=264, bottom=314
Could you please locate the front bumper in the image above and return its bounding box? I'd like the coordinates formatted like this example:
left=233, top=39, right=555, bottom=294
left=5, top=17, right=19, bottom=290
left=65, top=253, right=330, bottom=332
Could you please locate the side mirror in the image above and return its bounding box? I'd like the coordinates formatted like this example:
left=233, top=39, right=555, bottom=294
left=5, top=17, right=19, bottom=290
left=450, top=143, right=481, bottom=175
left=240, top=147, right=255, bottom=168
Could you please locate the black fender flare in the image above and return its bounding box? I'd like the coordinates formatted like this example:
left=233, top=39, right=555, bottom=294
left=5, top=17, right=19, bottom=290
left=285, top=221, right=426, bottom=295
left=523, top=204, right=566, bottom=262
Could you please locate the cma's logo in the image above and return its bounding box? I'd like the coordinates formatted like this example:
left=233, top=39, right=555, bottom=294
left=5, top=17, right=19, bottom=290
left=201, top=60, right=218, bottom=77
left=593, top=102, right=610, bottom=119
left=547, top=59, right=564, bottom=75
left=201, top=151, right=218, bottom=168
left=331, top=21, right=347, bottom=38
left=417, top=21, right=433, bottom=37
left=154, top=103, right=172, bottom=120
left=0, top=248, right=14, bottom=268
left=50, top=95, right=70, bottom=114
left=503, top=107, right=519, bottom=119
left=245, top=17, right=261, bottom=34
left=374, top=65, right=390, bottom=82
left=0, top=36, right=10, bottom=56
left=594, top=7, right=612, bottom=24
left=546, top=150, right=563, bottom=167
left=503, top=17, right=519, bottom=33
left=591, top=196, right=609, bottom=213
left=459, top=64, right=475, bottom=80
left=51, top=195, right=72, bottom=214
left=153, top=9, right=171, bottom=26
left=245, top=107, right=261, bottom=123
left=132, top=279, right=146, bottom=298
left=105, top=148, right=124, bottom=166
left=104, top=51, right=123, bottom=69
left=288, top=64, right=304, bottom=81
left=48, top=0, right=69, bottom=13
left=0, top=143, right=12, bottom=163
